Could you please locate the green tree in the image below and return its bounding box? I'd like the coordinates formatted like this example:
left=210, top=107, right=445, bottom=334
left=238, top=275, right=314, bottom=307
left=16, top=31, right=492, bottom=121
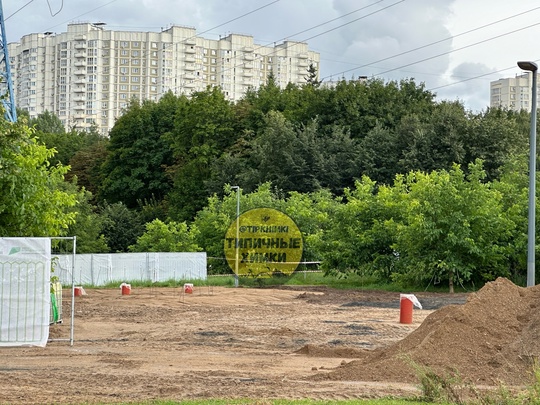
left=99, top=202, right=144, bottom=253
left=99, top=95, right=176, bottom=208
left=318, top=176, right=402, bottom=279
left=65, top=187, right=109, bottom=253
left=305, top=63, right=321, bottom=87
left=0, top=119, right=77, bottom=236
left=129, top=219, right=201, bottom=252
left=393, top=161, right=515, bottom=292
left=167, top=87, right=237, bottom=221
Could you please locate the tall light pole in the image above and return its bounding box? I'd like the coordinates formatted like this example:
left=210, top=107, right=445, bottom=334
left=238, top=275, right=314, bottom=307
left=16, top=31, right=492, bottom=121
left=231, top=186, right=240, bottom=288
left=518, top=61, right=538, bottom=287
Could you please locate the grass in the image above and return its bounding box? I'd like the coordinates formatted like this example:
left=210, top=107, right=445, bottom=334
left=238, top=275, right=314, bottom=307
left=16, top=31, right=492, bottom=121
left=89, top=270, right=470, bottom=293
left=84, top=400, right=431, bottom=405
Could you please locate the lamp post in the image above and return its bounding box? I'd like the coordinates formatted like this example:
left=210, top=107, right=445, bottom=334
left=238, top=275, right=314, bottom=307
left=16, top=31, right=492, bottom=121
left=518, top=61, right=538, bottom=287
left=231, top=186, right=240, bottom=288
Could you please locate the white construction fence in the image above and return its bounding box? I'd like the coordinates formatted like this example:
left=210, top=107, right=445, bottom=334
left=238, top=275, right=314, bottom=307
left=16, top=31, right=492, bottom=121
left=54, top=252, right=207, bottom=286
left=0, top=238, right=51, bottom=347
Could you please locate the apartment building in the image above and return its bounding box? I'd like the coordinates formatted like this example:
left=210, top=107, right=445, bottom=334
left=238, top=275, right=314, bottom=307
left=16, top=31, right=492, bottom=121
left=8, top=23, right=320, bottom=134
left=490, top=73, right=539, bottom=111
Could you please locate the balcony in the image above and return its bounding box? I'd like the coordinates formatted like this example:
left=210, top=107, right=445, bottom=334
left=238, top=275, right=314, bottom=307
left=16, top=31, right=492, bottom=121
left=73, top=87, right=85, bottom=93
left=184, top=64, right=196, bottom=71
left=185, top=56, right=195, bottom=63
left=185, top=47, right=196, bottom=54
left=74, top=52, right=86, bottom=58
left=74, top=61, right=86, bottom=67
left=243, top=46, right=254, bottom=53
left=298, top=60, right=309, bottom=67
left=243, top=71, right=253, bottom=77
left=73, top=96, right=86, bottom=101
left=298, top=53, right=308, bottom=59
left=75, top=78, right=86, bottom=85
left=74, top=69, right=86, bottom=75
left=184, top=73, right=195, bottom=80
left=74, top=104, right=85, bottom=110
left=74, top=43, right=87, bottom=50
left=185, top=38, right=196, bottom=45
left=244, top=63, right=253, bottom=69
left=244, top=54, right=254, bottom=61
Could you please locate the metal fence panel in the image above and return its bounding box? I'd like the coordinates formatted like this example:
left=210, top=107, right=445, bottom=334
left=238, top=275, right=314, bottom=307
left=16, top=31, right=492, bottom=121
left=54, top=252, right=206, bottom=286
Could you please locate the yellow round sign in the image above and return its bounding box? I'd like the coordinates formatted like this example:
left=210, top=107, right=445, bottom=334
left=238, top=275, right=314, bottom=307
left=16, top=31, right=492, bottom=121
left=224, top=208, right=303, bottom=277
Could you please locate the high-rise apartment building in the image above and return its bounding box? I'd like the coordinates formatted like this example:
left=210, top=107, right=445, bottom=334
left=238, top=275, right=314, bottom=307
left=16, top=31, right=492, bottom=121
left=8, top=23, right=320, bottom=134
left=490, top=73, right=539, bottom=111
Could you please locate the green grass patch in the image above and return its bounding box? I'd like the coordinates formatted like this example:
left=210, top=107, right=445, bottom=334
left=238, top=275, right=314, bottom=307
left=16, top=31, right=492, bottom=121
left=88, top=399, right=431, bottom=405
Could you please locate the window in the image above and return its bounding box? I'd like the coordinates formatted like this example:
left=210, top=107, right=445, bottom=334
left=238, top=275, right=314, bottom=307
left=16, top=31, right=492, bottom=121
left=121, top=49, right=128, bottom=56
left=121, top=41, right=129, bottom=48
left=132, top=67, right=140, bottom=74
left=120, top=84, right=127, bottom=90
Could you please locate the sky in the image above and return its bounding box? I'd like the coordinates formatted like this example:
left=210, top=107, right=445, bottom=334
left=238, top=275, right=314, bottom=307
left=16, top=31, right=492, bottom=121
left=3, top=0, right=540, bottom=112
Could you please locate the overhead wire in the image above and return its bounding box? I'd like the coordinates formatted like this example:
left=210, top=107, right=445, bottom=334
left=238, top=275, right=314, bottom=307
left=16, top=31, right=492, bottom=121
left=168, top=0, right=405, bottom=95
left=46, top=0, right=64, bottom=17
left=5, top=0, right=36, bottom=21
left=321, top=5, right=540, bottom=81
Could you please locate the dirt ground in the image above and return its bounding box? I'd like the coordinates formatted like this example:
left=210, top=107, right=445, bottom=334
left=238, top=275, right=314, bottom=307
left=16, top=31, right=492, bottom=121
left=0, top=285, right=469, bottom=404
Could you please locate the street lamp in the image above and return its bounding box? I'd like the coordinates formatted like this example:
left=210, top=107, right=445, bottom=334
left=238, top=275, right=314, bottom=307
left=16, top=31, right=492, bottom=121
left=518, top=60, right=538, bottom=287
left=231, top=186, right=240, bottom=288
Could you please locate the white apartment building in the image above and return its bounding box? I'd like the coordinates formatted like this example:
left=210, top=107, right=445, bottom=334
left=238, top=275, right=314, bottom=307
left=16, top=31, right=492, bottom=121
left=490, top=73, right=539, bottom=111
left=8, top=23, right=320, bottom=134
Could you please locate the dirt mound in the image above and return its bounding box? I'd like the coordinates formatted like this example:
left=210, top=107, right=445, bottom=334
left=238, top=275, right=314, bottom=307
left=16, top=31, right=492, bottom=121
left=312, top=277, right=540, bottom=386
left=295, top=344, right=369, bottom=358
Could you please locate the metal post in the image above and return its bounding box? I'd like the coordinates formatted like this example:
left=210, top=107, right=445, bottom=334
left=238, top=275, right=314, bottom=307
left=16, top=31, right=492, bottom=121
left=231, top=186, right=240, bottom=287
left=518, top=61, right=538, bottom=287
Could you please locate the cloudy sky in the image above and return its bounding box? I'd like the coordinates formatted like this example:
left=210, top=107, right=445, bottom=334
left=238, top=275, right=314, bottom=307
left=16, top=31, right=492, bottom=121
left=4, top=0, right=540, bottom=112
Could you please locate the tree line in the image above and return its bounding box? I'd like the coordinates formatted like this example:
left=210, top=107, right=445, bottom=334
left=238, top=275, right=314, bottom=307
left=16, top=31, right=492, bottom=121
left=1, top=74, right=536, bottom=290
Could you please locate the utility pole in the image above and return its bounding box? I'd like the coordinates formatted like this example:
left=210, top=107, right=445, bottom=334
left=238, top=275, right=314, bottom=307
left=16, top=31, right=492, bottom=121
left=0, top=0, right=16, bottom=122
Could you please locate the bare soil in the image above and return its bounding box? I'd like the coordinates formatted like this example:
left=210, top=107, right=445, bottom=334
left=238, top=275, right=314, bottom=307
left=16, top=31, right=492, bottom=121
left=1, top=279, right=534, bottom=404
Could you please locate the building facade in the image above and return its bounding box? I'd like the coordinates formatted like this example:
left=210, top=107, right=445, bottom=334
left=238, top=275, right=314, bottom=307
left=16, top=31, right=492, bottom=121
left=8, top=23, right=320, bottom=134
left=490, top=73, right=539, bottom=111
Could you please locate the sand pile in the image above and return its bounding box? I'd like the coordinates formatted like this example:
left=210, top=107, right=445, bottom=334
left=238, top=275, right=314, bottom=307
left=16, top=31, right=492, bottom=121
left=312, top=277, right=540, bottom=386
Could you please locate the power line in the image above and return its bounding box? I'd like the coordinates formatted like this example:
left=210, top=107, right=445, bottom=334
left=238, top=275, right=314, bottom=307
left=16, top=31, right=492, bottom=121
left=46, top=0, right=64, bottom=17
left=372, top=21, right=540, bottom=78
left=5, top=0, right=35, bottom=21
left=428, top=61, right=540, bottom=92
left=168, top=0, right=405, bottom=94
left=321, top=5, right=540, bottom=81
left=43, top=0, right=120, bottom=32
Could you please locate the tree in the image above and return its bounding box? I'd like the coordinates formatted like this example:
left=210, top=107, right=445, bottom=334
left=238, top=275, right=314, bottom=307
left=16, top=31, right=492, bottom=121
left=99, top=202, right=144, bottom=252
left=304, top=63, right=321, bottom=87
left=0, top=119, right=77, bottom=236
left=393, top=161, right=515, bottom=292
left=166, top=87, right=237, bottom=221
left=99, top=96, right=176, bottom=208
left=129, top=219, right=201, bottom=252
left=317, top=176, right=402, bottom=279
